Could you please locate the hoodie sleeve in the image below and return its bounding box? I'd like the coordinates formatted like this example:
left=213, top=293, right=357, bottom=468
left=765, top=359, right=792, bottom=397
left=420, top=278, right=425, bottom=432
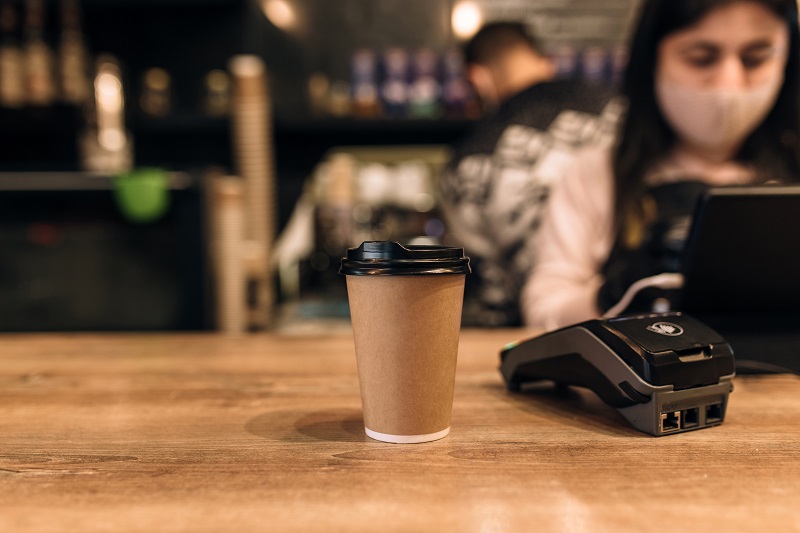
left=521, top=147, right=616, bottom=331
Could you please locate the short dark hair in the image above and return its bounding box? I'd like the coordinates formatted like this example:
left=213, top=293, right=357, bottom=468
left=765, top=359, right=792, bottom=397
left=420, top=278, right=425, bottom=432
left=464, top=21, right=541, bottom=66
left=613, top=0, right=800, bottom=230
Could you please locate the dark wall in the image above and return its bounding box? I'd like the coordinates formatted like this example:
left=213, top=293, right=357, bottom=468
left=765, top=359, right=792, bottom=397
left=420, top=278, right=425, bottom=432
left=475, top=0, right=635, bottom=48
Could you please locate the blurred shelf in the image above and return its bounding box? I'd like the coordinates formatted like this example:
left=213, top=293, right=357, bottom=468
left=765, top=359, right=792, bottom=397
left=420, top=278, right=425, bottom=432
left=130, top=114, right=230, bottom=134
left=0, top=111, right=474, bottom=179
left=0, top=171, right=194, bottom=191
left=0, top=105, right=83, bottom=136
left=129, top=114, right=477, bottom=134
left=274, top=116, right=478, bottom=134
left=1, top=106, right=476, bottom=137
left=82, top=0, right=243, bottom=6
left=273, top=116, right=477, bottom=153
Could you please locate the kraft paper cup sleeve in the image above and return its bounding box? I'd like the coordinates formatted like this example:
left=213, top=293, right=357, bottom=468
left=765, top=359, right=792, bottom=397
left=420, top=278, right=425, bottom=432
left=347, top=275, right=465, bottom=441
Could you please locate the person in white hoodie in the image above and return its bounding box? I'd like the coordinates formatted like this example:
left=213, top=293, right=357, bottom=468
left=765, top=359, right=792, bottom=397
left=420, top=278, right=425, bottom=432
left=522, top=0, right=800, bottom=331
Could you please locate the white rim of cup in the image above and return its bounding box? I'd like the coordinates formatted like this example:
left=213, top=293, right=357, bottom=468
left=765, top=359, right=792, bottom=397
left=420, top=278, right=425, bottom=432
left=364, top=426, right=450, bottom=444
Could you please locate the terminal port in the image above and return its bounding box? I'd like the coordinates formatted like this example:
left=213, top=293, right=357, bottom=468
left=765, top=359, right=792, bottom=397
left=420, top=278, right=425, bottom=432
left=705, top=403, right=723, bottom=424
left=660, top=411, right=681, bottom=433
left=681, top=407, right=700, bottom=428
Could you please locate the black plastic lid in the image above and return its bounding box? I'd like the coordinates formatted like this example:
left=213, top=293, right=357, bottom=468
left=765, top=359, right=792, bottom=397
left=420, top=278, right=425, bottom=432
left=339, top=241, right=471, bottom=276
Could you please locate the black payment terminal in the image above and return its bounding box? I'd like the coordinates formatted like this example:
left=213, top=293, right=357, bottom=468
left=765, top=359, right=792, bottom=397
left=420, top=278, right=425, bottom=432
left=499, top=312, right=735, bottom=436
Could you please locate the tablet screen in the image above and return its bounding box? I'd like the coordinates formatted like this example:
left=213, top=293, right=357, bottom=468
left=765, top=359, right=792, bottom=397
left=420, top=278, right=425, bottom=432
left=681, top=185, right=800, bottom=314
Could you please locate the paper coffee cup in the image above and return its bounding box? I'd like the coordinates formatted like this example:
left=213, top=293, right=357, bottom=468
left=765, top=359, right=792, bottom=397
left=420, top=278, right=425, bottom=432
left=340, top=241, right=470, bottom=443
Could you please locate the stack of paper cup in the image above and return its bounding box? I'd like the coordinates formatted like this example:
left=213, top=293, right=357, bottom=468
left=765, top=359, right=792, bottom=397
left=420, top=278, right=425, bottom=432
left=210, top=175, right=246, bottom=334
left=229, top=54, right=276, bottom=329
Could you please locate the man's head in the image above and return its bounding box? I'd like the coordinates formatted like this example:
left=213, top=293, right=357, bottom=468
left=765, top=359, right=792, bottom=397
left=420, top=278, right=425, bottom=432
left=464, top=21, right=556, bottom=110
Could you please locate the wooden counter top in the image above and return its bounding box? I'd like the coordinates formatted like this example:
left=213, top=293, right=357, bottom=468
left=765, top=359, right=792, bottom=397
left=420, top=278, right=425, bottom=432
left=1, top=329, right=798, bottom=532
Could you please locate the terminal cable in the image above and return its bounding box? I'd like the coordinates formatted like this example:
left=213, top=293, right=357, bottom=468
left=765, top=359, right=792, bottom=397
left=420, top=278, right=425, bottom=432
left=603, top=272, right=685, bottom=318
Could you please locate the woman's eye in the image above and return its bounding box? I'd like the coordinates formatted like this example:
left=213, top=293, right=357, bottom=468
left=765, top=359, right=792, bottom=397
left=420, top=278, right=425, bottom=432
left=685, top=54, right=717, bottom=68
left=741, top=52, right=772, bottom=69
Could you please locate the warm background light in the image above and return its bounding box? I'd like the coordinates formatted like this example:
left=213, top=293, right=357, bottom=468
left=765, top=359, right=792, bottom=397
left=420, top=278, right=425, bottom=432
left=262, top=0, right=297, bottom=30
left=451, top=1, right=483, bottom=40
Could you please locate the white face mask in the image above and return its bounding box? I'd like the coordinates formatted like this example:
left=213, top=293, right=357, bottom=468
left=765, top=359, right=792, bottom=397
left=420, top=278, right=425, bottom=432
left=655, top=74, right=783, bottom=154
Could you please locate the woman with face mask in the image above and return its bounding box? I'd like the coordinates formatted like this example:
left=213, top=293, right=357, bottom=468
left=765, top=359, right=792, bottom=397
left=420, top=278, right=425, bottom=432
left=521, top=0, right=800, bottom=331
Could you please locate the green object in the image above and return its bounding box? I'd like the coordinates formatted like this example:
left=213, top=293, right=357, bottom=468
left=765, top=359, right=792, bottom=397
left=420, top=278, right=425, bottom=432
left=113, top=168, right=170, bottom=223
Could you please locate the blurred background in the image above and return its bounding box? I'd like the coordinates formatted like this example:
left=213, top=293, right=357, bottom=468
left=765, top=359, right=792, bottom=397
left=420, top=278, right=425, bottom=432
left=0, top=0, right=636, bottom=333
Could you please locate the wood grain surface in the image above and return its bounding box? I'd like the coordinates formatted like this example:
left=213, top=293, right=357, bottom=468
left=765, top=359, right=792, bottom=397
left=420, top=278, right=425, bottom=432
left=0, top=329, right=798, bottom=532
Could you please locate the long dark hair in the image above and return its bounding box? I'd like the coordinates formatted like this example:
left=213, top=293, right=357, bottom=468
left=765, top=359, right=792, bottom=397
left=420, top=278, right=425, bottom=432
left=613, top=0, right=800, bottom=231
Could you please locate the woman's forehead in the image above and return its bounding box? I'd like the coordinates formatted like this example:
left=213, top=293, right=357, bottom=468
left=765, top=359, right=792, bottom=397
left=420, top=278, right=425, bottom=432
left=666, top=2, right=788, bottom=47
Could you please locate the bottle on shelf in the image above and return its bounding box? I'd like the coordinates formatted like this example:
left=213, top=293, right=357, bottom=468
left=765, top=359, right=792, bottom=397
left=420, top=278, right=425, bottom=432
left=80, top=55, right=133, bottom=173
left=306, top=72, right=329, bottom=117
left=441, top=48, right=475, bottom=118
left=380, top=47, right=410, bottom=118
left=204, top=69, right=231, bottom=117
left=550, top=44, right=580, bottom=80
left=0, top=1, right=24, bottom=107
left=139, top=67, right=172, bottom=117
left=408, top=48, right=442, bottom=118
left=23, top=0, right=56, bottom=106
left=59, top=0, right=90, bottom=105
left=327, top=80, right=351, bottom=117
left=350, top=48, right=380, bottom=118
left=580, top=45, right=609, bottom=84
left=609, top=45, right=628, bottom=88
